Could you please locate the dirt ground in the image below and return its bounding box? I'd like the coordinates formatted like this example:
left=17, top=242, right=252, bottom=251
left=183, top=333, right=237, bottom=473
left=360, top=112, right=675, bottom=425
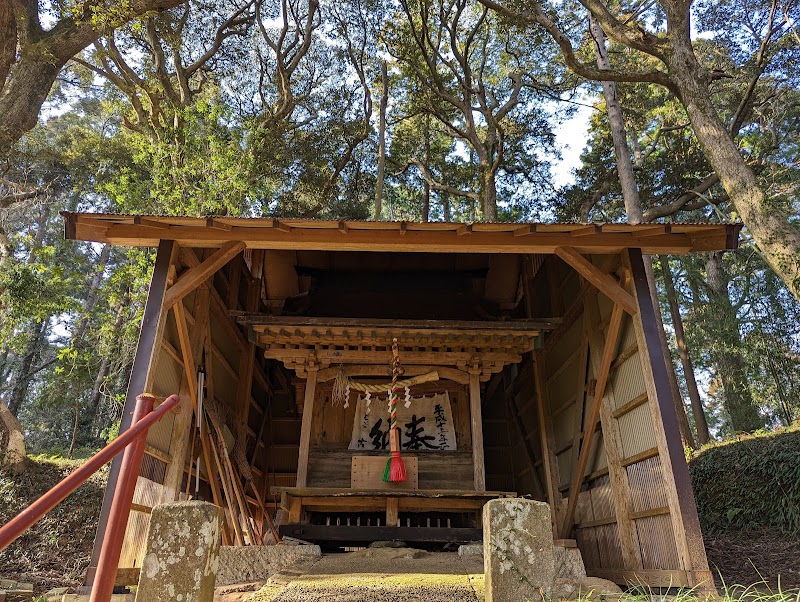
left=705, top=530, right=800, bottom=590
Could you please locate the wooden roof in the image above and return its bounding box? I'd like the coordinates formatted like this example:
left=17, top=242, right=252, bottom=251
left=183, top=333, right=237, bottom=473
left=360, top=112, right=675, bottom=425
left=62, top=213, right=741, bottom=255
left=233, top=314, right=557, bottom=377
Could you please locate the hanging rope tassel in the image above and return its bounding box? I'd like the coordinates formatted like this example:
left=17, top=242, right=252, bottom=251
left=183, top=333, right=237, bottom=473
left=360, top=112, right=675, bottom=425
left=383, top=339, right=407, bottom=483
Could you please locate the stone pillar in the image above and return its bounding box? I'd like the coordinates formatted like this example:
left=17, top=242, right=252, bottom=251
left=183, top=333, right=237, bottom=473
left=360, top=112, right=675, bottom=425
left=483, top=498, right=555, bottom=602
left=135, top=501, right=223, bottom=602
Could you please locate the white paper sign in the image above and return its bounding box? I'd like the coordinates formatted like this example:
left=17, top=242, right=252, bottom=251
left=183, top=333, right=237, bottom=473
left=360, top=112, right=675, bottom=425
left=348, top=392, right=457, bottom=451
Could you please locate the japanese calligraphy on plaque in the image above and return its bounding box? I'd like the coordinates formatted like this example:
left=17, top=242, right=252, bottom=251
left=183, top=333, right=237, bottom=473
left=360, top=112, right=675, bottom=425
left=348, top=392, right=457, bottom=451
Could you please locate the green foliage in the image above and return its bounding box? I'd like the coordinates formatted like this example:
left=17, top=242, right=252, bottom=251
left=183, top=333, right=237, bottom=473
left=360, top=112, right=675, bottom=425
left=689, top=424, right=800, bottom=536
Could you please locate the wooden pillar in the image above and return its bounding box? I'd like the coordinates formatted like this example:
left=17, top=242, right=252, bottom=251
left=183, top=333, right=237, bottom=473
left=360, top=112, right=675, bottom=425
left=161, top=286, right=210, bottom=502
left=469, top=367, right=486, bottom=492
left=533, top=351, right=561, bottom=537
left=84, top=240, right=176, bottom=587
left=626, top=249, right=713, bottom=589
left=295, top=364, right=319, bottom=488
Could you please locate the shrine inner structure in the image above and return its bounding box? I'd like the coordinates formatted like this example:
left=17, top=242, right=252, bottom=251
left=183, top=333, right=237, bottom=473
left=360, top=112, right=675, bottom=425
left=62, top=214, right=740, bottom=591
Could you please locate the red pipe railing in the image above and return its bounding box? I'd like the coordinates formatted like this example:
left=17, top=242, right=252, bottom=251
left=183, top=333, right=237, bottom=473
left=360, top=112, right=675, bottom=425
left=0, top=393, right=180, bottom=602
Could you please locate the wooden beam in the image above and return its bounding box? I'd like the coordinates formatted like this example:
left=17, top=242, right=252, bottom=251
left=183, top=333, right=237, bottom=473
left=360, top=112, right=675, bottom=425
left=533, top=352, right=560, bottom=537
left=570, top=224, right=601, bottom=237
left=626, top=248, right=713, bottom=589
left=514, top=224, right=537, bottom=237
left=133, top=216, right=171, bottom=230
left=560, top=302, right=625, bottom=539
left=338, top=221, right=348, bottom=234
left=456, top=224, right=472, bottom=235
left=554, top=247, right=638, bottom=316
left=295, top=366, right=319, bottom=487
left=272, top=219, right=292, bottom=233
left=83, top=239, right=175, bottom=588
left=469, top=369, right=486, bottom=491
left=206, top=218, right=232, bottom=231
left=164, top=241, right=245, bottom=309
left=584, top=294, right=644, bottom=570
left=316, top=364, right=470, bottom=385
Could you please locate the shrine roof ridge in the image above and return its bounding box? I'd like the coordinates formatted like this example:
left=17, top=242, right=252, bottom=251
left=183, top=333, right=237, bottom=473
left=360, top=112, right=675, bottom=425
left=61, top=212, right=741, bottom=255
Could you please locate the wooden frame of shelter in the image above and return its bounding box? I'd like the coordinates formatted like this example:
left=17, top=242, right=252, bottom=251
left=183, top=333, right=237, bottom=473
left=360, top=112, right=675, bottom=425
left=63, top=213, right=740, bottom=592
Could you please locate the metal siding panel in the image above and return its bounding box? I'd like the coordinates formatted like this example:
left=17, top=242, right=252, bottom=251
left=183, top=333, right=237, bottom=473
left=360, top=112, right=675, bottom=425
left=610, top=355, right=647, bottom=412
left=617, top=402, right=656, bottom=458
left=636, top=514, right=680, bottom=570
left=626, top=456, right=669, bottom=513
left=588, top=475, right=614, bottom=520
left=596, top=524, right=625, bottom=569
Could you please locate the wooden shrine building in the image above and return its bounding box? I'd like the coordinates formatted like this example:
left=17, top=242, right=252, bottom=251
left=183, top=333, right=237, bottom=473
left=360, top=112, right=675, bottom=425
left=62, top=213, right=741, bottom=590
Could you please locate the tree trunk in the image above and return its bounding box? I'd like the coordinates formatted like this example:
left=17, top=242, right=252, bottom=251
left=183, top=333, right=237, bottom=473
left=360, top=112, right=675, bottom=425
left=442, top=195, right=451, bottom=221
left=660, top=255, right=711, bottom=444
left=7, top=321, right=46, bottom=416
left=705, top=252, right=763, bottom=432
left=479, top=162, right=497, bottom=221
left=421, top=115, right=431, bottom=222
left=590, top=14, right=696, bottom=448
left=667, top=42, right=800, bottom=302
left=373, top=61, right=388, bottom=221
left=0, top=399, right=26, bottom=473
left=78, top=355, right=111, bottom=445
left=72, top=244, right=111, bottom=342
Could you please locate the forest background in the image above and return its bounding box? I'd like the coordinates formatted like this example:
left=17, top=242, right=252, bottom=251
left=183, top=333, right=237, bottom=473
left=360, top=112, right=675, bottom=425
left=0, top=0, right=798, bottom=456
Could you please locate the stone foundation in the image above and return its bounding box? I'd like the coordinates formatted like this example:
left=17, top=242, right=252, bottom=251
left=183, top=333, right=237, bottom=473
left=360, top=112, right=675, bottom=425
left=216, top=543, right=321, bottom=586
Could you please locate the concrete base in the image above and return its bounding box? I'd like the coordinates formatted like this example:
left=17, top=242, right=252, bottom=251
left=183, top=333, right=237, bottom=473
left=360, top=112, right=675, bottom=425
left=483, top=498, right=555, bottom=602
left=135, top=501, right=223, bottom=602
left=216, top=543, right=321, bottom=586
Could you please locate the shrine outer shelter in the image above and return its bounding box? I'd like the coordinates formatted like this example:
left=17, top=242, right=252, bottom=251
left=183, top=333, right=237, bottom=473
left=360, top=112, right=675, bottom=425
left=62, top=213, right=740, bottom=591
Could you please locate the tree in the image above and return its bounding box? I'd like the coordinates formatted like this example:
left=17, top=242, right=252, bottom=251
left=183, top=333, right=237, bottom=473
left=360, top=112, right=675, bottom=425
left=478, top=0, right=800, bottom=301
left=0, top=0, right=186, bottom=154
left=387, top=0, right=562, bottom=220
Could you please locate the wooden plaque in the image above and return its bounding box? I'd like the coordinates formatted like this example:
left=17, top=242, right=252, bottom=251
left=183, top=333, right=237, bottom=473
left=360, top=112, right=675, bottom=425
left=351, top=456, right=419, bottom=490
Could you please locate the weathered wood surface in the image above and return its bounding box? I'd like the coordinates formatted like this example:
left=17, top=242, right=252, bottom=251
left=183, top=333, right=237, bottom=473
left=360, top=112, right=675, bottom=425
left=271, top=486, right=516, bottom=499
left=306, top=449, right=474, bottom=490
left=351, top=456, right=419, bottom=490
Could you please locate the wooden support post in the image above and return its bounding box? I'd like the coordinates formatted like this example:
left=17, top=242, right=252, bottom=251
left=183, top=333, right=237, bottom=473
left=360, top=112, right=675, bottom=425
left=288, top=497, right=302, bottom=524
left=171, top=296, right=227, bottom=538
left=386, top=497, right=399, bottom=527
left=84, top=240, right=175, bottom=587
left=554, top=247, right=638, bottom=316
left=296, top=363, right=319, bottom=488
left=468, top=367, right=486, bottom=492
left=584, top=293, right=644, bottom=570
left=533, top=351, right=561, bottom=537
left=161, top=285, right=210, bottom=503
left=626, top=249, right=714, bottom=589
left=560, top=302, right=625, bottom=539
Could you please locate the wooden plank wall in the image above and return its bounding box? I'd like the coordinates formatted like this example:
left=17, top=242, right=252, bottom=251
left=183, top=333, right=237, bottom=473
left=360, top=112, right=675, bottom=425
left=532, top=255, right=701, bottom=588
left=118, top=248, right=272, bottom=572
left=306, top=380, right=473, bottom=490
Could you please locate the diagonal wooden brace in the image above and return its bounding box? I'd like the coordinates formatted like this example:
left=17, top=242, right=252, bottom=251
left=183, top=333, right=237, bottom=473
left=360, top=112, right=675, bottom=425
left=164, top=241, right=245, bottom=309
left=554, top=247, right=638, bottom=316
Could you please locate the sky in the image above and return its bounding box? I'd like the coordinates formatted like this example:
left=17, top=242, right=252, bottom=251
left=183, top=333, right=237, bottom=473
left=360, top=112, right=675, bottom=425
left=551, top=105, right=594, bottom=188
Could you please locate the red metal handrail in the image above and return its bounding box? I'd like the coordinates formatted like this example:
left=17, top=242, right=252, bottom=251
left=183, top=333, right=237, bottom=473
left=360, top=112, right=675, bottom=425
left=0, top=393, right=180, bottom=602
